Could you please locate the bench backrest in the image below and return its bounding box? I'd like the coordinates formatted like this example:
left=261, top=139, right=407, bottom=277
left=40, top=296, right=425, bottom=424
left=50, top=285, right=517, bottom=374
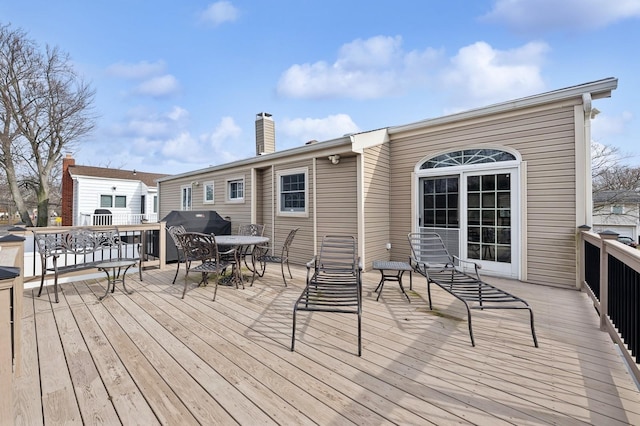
left=34, top=227, right=123, bottom=258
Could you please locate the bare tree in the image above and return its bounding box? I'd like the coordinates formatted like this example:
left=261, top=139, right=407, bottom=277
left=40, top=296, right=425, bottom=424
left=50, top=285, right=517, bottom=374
left=0, top=23, right=95, bottom=226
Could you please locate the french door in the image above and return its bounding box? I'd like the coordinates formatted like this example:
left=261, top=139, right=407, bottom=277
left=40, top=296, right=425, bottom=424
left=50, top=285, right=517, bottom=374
left=419, top=168, right=519, bottom=277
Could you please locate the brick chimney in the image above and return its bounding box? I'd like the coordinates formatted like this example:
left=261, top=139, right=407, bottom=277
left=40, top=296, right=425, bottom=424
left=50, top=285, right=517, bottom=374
left=61, top=153, right=75, bottom=226
left=255, top=112, right=275, bottom=155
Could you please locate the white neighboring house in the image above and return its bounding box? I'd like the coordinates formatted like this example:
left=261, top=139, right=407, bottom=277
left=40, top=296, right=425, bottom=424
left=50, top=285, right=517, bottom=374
left=61, top=154, right=170, bottom=226
left=592, top=189, right=640, bottom=241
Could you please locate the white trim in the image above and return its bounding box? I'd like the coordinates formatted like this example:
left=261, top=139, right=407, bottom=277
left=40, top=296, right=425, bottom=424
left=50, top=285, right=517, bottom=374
left=276, top=167, right=309, bottom=217
left=180, top=185, right=192, bottom=210
left=203, top=181, right=215, bottom=204
left=226, top=176, right=245, bottom=203
left=414, top=147, right=523, bottom=279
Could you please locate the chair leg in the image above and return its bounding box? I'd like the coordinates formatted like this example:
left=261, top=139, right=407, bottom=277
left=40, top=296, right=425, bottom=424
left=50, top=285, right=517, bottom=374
left=291, top=308, right=297, bottom=351
left=357, top=312, right=362, bottom=356
left=464, top=304, right=475, bottom=347
left=529, top=308, right=539, bottom=347
left=38, top=272, right=45, bottom=297
left=280, top=261, right=287, bottom=286
left=212, top=271, right=219, bottom=301
left=172, top=261, right=181, bottom=284
left=181, top=278, right=188, bottom=299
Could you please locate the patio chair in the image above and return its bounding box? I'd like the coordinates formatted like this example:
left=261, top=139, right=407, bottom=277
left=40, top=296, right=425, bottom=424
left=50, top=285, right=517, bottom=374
left=167, top=225, right=193, bottom=284
left=255, top=228, right=299, bottom=286
left=237, top=223, right=265, bottom=237
left=291, top=235, right=363, bottom=356
left=408, top=232, right=538, bottom=347
left=234, top=223, right=265, bottom=270
left=175, top=232, right=239, bottom=300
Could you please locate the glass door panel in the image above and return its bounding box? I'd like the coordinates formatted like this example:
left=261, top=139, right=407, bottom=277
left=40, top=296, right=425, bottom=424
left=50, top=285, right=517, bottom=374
left=466, top=173, right=511, bottom=264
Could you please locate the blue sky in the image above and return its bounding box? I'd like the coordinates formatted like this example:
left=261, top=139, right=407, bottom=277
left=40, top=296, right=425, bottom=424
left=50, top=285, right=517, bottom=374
left=2, top=0, right=639, bottom=174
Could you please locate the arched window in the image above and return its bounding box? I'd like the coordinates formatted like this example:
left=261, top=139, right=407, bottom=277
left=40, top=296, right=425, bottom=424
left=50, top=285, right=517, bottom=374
left=420, top=149, right=516, bottom=169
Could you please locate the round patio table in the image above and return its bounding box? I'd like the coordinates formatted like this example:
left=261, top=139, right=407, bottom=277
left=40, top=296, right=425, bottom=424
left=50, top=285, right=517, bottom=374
left=215, top=235, right=269, bottom=285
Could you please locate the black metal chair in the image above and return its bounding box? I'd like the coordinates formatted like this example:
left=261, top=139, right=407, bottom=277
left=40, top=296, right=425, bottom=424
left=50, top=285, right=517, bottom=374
left=408, top=232, right=538, bottom=347
left=291, top=235, right=362, bottom=356
left=235, top=223, right=265, bottom=272
left=255, top=228, right=299, bottom=286
left=167, top=225, right=195, bottom=284
left=175, top=232, right=239, bottom=300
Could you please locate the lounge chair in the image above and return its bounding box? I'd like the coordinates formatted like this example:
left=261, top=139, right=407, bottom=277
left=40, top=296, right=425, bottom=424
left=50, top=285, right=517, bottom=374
left=291, top=235, right=363, bottom=355
left=408, top=232, right=538, bottom=347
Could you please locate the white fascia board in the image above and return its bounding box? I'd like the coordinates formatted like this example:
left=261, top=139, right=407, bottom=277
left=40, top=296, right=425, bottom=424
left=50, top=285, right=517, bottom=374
left=388, top=77, right=618, bottom=135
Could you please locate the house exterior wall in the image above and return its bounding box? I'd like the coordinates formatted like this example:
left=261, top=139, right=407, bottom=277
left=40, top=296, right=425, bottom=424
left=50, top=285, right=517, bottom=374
left=388, top=100, right=581, bottom=288
left=362, top=143, right=391, bottom=267
left=315, top=155, right=358, bottom=254
left=156, top=79, right=616, bottom=285
left=72, top=177, right=146, bottom=225
left=260, top=159, right=315, bottom=266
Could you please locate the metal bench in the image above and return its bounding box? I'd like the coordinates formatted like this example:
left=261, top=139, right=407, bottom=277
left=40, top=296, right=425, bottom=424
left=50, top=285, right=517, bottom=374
left=34, top=227, right=140, bottom=303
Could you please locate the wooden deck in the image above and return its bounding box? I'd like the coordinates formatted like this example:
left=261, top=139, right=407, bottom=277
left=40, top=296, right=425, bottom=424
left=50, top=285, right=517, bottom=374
left=11, top=264, right=640, bottom=425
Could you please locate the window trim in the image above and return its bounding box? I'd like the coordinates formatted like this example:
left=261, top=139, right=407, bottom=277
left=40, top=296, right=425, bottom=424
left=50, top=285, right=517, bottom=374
left=277, top=167, right=309, bottom=217
left=203, top=181, right=215, bottom=204
left=180, top=184, right=192, bottom=210
left=226, top=177, right=245, bottom=203
left=99, top=194, right=127, bottom=209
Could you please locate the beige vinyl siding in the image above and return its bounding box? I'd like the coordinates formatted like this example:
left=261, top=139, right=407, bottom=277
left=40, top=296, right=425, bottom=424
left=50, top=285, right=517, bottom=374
left=362, top=143, right=391, bottom=268
left=265, top=160, right=315, bottom=267
left=158, top=179, right=185, bottom=218
left=315, top=155, right=358, bottom=251
left=390, top=102, right=579, bottom=288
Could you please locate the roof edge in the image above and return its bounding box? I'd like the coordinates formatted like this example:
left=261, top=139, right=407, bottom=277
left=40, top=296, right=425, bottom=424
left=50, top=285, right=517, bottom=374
left=388, top=77, right=618, bottom=135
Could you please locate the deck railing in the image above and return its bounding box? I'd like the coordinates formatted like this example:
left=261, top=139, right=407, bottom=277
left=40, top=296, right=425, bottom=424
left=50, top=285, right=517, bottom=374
left=18, top=222, right=166, bottom=282
left=77, top=213, right=159, bottom=226
left=579, top=229, right=640, bottom=383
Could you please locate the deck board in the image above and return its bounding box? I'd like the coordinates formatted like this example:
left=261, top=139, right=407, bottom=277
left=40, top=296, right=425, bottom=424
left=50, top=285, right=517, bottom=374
left=11, top=265, right=640, bottom=425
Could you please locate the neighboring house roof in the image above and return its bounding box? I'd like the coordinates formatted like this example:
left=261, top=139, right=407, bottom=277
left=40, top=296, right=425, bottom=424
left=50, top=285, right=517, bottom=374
left=593, top=190, right=640, bottom=204
left=69, top=165, right=169, bottom=187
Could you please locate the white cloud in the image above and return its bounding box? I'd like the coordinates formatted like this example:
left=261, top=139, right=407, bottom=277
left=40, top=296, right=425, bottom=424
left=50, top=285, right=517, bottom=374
left=161, top=132, right=205, bottom=162
left=133, top=74, right=180, bottom=97
left=440, top=41, right=548, bottom=109
left=592, top=111, right=633, bottom=140
left=482, top=0, right=640, bottom=33
left=277, top=36, right=441, bottom=99
left=200, top=1, right=239, bottom=26
left=279, top=114, right=360, bottom=144
left=105, top=61, right=166, bottom=79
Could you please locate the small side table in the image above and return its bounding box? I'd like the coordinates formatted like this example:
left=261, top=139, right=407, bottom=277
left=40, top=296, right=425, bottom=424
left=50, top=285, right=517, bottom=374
left=372, top=260, right=413, bottom=302
left=96, top=258, right=137, bottom=300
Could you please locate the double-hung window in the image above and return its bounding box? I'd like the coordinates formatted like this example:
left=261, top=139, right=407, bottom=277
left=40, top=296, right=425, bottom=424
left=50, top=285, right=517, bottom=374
left=203, top=181, right=215, bottom=204
left=100, top=194, right=126, bottom=208
left=227, top=178, right=244, bottom=202
left=277, top=167, right=308, bottom=216
left=181, top=185, right=192, bottom=210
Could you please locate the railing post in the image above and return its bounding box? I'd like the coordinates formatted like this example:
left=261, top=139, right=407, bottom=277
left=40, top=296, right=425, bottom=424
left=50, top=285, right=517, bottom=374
left=598, top=230, right=618, bottom=331
left=159, top=221, right=166, bottom=270
left=577, top=225, right=590, bottom=290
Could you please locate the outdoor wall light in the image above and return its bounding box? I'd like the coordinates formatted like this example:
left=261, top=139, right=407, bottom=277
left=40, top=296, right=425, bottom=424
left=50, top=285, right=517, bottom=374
left=328, top=154, right=340, bottom=165
left=111, top=186, right=117, bottom=191
left=191, top=181, right=200, bottom=186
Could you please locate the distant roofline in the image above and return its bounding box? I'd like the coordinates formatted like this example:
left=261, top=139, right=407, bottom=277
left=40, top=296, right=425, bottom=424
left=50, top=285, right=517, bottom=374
left=388, top=77, right=618, bottom=134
